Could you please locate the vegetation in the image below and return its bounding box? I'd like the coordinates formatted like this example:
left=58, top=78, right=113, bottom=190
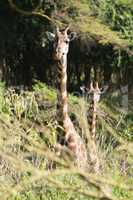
left=0, top=1, right=132, bottom=200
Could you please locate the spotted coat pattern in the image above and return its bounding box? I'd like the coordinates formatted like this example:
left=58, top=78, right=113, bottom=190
left=53, top=27, right=87, bottom=168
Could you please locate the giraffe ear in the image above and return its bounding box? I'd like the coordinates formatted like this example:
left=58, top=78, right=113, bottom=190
left=45, top=31, right=55, bottom=41
left=80, top=86, right=86, bottom=93
left=101, top=85, right=109, bottom=93
left=68, top=32, right=77, bottom=41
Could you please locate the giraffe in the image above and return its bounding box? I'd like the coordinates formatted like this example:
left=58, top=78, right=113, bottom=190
left=52, top=27, right=87, bottom=168
left=81, top=82, right=102, bottom=173
left=87, top=82, right=101, bottom=138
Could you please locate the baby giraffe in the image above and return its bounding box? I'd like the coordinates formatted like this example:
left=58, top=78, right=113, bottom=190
left=52, top=27, right=87, bottom=168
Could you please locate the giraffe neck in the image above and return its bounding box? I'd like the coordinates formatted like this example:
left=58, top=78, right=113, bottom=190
left=87, top=94, right=100, bottom=173
left=56, top=54, right=87, bottom=168
left=56, top=54, right=72, bottom=135
left=89, top=97, right=97, bottom=138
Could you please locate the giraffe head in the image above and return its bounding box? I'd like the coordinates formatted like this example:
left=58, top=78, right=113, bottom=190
left=80, top=82, right=102, bottom=103
left=53, top=26, right=76, bottom=61
left=80, top=82, right=109, bottom=102
left=45, top=26, right=76, bottom=61
left=53, top=27, right=70, bottom=61
left=89, top=82, right=101, bottom=103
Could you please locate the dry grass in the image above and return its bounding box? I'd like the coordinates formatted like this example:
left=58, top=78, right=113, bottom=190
left=0, top=82, right=132, bottom=200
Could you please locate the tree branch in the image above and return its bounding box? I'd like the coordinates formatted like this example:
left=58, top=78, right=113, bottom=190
left=8, top=0, right=54, bottom=23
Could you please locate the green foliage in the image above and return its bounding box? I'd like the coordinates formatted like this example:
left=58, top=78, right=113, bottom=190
left=0, top=82, right=6, bottom=113
left=113, top=187, right=130, bottom=199
left=33, top=81, right=56, bottom=103
left=4, top=89, right=39, bottom=119
left=97, top=0, right=133, bottom=42
left=89, top=0, right=132, bottom=72
left=121, top=114, right=133, bottom=140
left=10, top=188, right=89, bottom=200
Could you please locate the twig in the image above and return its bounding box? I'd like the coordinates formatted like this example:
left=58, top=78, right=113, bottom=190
left=115, top=112, right=125, bottom=129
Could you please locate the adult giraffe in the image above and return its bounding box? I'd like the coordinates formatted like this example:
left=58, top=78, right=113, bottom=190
left=52, top=27, right=87, bottom=168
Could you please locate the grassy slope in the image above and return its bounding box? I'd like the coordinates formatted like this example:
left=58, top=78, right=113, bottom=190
left=0, top=81, right=132, bottom=200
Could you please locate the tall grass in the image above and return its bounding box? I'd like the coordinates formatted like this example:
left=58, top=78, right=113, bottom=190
left=0, top=81, right=132, bottom=200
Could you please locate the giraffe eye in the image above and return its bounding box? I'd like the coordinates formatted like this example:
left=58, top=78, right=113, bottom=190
left=65, top=40, right=69, bottom=44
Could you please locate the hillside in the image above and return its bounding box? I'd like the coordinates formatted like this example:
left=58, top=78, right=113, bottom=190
left=0, top=82, right=132, bottom=200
